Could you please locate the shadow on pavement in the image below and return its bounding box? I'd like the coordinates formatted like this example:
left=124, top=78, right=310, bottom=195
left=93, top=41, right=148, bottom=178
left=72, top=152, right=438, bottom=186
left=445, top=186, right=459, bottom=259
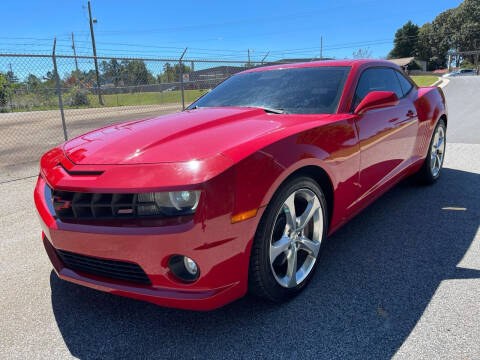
left=50, top=168, right=480, bottom=359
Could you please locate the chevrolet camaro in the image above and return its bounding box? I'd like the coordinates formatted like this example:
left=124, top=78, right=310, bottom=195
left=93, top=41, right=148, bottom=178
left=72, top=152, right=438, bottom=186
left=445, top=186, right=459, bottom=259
left=34, top=59, right=447, bottom=310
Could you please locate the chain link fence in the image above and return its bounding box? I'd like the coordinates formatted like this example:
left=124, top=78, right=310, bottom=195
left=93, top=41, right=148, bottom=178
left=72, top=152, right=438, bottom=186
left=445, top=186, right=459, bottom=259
left=0, top=53, right=289, bottom=182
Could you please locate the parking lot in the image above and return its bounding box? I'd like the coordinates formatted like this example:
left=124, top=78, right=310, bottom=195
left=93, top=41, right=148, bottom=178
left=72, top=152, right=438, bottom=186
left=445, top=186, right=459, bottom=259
left=0, top=77, right=479, bottom=359
left=0, top=103, right=182, bottom=183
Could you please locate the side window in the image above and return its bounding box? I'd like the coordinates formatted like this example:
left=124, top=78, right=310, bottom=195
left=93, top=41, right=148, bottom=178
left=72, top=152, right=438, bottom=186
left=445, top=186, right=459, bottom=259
left=395, top=71, right=414, bottom=96
left=353, top=68, right=403, bottom=110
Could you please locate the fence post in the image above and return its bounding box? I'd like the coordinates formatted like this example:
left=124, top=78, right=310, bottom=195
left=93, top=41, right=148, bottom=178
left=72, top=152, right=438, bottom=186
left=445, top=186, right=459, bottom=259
left=179, top=48, right=187, bottom=110
left=52, top=39, right=68, bottom=141
left=7, top=91, right=13, bottom=111
left=261, top=51, right=269, bottom=65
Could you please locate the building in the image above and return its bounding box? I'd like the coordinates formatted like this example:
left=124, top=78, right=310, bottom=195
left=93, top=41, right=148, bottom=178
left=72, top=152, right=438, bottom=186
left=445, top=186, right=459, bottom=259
left=187, top=66, right=245, bottom=89
left=389, top=57, right=427, bottom=72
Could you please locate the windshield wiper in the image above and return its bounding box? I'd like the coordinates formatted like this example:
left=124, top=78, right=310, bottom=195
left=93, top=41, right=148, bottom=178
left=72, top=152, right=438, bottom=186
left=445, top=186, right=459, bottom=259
left=255, top=106, right=286, bottom=114
left=189, top=105, right=286, bottom=114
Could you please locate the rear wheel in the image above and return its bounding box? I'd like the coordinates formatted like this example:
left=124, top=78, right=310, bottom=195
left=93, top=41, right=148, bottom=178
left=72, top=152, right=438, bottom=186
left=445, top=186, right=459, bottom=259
left=415, top=119, right=446, bottom=184
left=249, top=176, right=328, bottom=302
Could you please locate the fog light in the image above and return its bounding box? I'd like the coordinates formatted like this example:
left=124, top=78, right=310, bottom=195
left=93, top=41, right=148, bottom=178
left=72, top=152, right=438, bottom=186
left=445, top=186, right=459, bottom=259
left=183, top=256, right=198, bottom=275
left=168, top=255, right=200, bottom=282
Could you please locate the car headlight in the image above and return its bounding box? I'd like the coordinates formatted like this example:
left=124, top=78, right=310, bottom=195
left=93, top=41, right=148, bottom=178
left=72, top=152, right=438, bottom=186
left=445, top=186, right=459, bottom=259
left=137, top=191, right=200, bottom=217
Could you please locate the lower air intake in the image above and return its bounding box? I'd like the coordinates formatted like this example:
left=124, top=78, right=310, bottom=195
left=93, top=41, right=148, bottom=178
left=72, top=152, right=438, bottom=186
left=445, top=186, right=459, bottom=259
left=56, top=249, right=151, bottom=285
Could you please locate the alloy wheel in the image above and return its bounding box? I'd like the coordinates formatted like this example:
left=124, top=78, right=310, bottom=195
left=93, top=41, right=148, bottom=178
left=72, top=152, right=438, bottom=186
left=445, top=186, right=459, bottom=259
left=430, top=126, right=445, bottom=177
left=269, top=188, right=323, bottom=288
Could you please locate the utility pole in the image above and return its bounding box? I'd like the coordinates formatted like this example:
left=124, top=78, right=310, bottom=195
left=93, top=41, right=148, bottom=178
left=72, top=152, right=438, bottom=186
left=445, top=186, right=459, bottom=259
left=88, top=1, right=103, bottom=105
left=320, top=36, right=323, bottom=60
left=9, top=63, right=13, bottom=73
left=71, top=32, right=79, bottom=72
left=248, top=49, right=251, bottom=67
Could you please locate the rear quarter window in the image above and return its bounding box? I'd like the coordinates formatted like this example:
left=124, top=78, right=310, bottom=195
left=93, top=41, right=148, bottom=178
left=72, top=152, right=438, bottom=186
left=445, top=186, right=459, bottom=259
left=395, top=71, right=414, bottom=95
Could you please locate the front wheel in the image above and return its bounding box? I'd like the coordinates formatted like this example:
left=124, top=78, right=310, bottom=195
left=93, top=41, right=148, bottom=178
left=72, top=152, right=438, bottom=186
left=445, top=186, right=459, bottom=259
left=249, top=176, right=328, bottom=302
left=415, top=119, right=446, bottom=184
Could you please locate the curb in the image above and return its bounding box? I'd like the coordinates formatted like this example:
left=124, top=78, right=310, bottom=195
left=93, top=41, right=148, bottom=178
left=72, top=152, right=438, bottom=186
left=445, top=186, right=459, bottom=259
left=432, top=78, right=450, bottom=88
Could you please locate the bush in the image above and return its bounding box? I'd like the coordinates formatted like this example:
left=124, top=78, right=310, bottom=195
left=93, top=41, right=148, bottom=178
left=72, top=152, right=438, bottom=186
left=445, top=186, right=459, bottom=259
left=66, top=87, right=90, bottom=106
left=460, top=59, right=474, bottom=69
left=0, top=73, right=10, bottom=108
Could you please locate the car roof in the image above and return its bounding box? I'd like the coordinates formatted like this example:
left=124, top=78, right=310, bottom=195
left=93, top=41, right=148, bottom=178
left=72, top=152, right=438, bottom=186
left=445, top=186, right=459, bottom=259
left=239, top=59, right=399, bottom=74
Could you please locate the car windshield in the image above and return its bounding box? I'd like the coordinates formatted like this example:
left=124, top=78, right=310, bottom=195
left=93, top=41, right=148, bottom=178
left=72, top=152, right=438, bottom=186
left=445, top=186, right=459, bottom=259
left=188, top=66, right=350, bottom=114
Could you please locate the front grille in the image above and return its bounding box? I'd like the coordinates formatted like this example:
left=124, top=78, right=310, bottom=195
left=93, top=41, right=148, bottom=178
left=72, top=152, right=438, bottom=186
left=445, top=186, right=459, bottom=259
left=56, top=249, right=151, bottom=285
left=50, top=188, right=153, bottom=220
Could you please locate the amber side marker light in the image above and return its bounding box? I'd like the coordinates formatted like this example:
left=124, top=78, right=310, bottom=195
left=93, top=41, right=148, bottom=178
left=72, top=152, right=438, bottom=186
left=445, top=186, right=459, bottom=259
left=231, top=209, right=258, bottom=223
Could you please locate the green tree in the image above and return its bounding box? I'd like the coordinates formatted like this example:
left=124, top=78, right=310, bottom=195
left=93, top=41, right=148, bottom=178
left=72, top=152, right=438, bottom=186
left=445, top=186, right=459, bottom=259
left=26, top=74, right=42, bottom=89
left=42, top=70, right=57, bottom=88
left=100, top=59, right=124, bottom=86
left=388, top=21, right=419, bottom=59
left=63, top=69, right=97, bottom=88
left=159, top=62, right=175, bottom=83
left=448, top=0, right=480, bottom=63
left=121, top=60, right=155, bottom=86
left=392, top=0, right=480, bottom=70
left=416, top=23, right=434, bottom=68
left=0, top=73, right=10, bottom=107
left=158, top=62, right=191, bottom=83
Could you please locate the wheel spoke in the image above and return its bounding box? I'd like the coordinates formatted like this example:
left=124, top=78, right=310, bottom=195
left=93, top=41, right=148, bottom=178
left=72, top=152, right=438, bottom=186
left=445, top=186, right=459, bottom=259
left=283, top=193, right=297, bottom=231
left=270, top=235, right=291, bottom=264
left=433, top=132, right=439, bottom=148
left=285, top=246, right=298, bottom=287
left=436, top=154, right=442, bottom=167
left=297, top=196, right=320, bottom=231
left=298, top=236, right=320, bottom=258
left=437, top=135, right=444, bottom=149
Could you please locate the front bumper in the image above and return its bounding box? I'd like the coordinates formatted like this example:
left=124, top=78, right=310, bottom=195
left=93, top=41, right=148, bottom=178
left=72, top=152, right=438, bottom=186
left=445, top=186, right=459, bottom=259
left=34, top=174, right=261, bottom=311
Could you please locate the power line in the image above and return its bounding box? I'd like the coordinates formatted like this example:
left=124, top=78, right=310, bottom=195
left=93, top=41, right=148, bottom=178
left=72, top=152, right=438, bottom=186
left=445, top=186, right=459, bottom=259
left=2, top=28, right=477, bottom=61
left=67, top=1, right=384, bottom=36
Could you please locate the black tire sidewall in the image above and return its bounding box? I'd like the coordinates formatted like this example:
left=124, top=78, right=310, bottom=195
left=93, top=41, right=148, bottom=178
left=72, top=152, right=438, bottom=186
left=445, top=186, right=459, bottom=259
left=252, top=176, right=328, bottom=301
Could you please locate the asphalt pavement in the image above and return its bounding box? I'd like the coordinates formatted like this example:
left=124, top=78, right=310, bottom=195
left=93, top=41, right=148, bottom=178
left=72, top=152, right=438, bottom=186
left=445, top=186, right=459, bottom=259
left=0, top=104, right=181, bottom=183
left=0, top=77, right=479, bottom=359
left=442, top=76, right=480, bottom=144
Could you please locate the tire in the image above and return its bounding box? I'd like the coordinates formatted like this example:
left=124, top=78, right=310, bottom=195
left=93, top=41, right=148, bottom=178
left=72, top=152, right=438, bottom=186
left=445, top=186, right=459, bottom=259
left=415, top=119, right=446, bottom=185
left=248, top=176, right=328, bottom=302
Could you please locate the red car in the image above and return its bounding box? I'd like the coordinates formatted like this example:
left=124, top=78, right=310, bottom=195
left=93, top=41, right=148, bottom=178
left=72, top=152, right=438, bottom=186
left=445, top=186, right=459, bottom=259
left=34, top=60, right=447, bottom=310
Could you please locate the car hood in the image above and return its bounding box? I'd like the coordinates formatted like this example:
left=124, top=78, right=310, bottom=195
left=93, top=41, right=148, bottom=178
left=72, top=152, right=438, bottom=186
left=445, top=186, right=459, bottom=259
left=63, top=107, right=288, bottom=165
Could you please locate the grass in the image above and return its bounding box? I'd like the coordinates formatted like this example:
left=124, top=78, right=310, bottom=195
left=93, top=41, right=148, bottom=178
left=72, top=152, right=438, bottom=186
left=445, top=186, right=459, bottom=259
left=87, top=89, right=206, bottom=107
left=411, top=76, right=439, bottom=87
left=7, top=89, right=207, bottom=113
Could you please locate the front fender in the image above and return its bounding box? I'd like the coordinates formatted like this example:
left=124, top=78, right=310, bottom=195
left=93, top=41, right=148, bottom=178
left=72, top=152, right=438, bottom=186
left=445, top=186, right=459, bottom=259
left=232, top=120, right=361, bottom=232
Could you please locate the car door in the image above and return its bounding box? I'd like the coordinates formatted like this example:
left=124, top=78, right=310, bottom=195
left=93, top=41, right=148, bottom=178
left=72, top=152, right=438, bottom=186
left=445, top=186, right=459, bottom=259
left=352, top=67, right=418, bottom=201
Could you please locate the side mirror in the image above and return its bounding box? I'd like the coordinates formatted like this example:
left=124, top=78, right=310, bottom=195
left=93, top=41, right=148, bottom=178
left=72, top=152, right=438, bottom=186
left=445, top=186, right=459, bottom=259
left=354, top=91, right=399, bottom=115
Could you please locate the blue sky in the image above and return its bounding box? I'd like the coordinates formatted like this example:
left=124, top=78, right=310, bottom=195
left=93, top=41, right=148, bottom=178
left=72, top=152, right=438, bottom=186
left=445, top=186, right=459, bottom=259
left=1, top=0, right=462, bottom=62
